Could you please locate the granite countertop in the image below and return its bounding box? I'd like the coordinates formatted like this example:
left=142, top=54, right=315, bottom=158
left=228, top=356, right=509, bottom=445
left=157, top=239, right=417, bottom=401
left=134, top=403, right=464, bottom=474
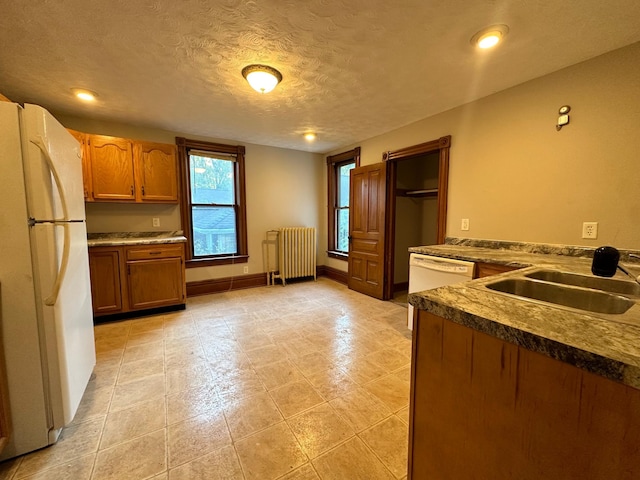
left=87, top=231, right=187, bottom=247
left=408, top=238, right=640, bottom=389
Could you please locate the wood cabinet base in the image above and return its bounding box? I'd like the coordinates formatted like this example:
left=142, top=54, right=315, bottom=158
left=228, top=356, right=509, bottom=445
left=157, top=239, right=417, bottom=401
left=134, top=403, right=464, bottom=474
left=89, top=243, right=186, bottom=319
left=408, top=310, right=640, bottom=480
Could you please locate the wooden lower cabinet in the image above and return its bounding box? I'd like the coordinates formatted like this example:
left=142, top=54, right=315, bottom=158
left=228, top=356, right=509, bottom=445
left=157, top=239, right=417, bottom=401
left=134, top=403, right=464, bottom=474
left=88, top=243, right=186, bottom=317
left=408, top=310, right=640, bottom=480
left=474, top=261, right=520, bottom=278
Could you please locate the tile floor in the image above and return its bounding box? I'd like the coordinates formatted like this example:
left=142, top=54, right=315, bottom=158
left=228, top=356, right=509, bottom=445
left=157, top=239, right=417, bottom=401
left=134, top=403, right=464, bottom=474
left=0, top=278, right=412, bottom=480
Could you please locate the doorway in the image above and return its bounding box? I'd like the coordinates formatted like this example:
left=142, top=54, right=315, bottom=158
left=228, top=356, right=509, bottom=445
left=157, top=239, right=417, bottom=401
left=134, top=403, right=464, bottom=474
left=383, top=136, right=450, bottom=300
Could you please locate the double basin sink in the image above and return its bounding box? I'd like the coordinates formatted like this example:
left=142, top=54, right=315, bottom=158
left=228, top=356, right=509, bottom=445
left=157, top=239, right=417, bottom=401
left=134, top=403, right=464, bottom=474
left=484, top=269, right=640, bottom=317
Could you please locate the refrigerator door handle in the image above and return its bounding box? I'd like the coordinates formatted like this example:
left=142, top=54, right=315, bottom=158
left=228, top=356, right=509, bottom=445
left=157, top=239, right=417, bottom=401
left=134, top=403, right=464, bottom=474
left=30, top=136, right=71, bottom=306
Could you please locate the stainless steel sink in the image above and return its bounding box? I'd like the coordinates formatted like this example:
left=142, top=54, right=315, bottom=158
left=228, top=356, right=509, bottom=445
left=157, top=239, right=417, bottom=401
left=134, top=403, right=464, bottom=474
left=485, top=278, right=636, bottom=314
left=525, top=270, right=640, bottom=296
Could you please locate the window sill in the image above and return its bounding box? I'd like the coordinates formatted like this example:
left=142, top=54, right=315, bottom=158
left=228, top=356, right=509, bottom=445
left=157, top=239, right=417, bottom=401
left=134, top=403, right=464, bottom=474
left=327, top=251, right=348, bottom=261
left=186, top=254, right=249, bottom=268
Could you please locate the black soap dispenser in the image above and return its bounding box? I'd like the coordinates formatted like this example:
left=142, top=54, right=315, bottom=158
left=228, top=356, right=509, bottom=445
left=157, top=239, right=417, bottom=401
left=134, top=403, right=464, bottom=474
left=591, top=246, right=620, bottom=277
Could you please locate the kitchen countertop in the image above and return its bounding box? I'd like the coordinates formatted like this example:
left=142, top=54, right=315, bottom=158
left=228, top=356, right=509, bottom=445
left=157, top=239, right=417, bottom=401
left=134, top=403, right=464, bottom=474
left=408, top=238, right=640, bottom=389
left=87, top=231, right=187, bottom=247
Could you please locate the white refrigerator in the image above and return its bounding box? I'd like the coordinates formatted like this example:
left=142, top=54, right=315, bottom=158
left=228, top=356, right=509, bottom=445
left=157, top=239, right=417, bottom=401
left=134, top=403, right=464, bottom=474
left=0, top=102, right=96, bottom=459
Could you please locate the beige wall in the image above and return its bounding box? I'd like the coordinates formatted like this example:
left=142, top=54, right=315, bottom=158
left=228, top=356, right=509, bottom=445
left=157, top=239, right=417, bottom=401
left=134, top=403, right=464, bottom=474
left=57, top=114, right=324, bottom=283
left=324, top=42, right=640, bottom=273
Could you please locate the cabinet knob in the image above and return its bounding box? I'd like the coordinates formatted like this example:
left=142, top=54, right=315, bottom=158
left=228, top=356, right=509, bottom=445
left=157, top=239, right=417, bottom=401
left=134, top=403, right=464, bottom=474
left=142, top=185, right=145, bottom=196
left=130, top=186, right=134, bottom=196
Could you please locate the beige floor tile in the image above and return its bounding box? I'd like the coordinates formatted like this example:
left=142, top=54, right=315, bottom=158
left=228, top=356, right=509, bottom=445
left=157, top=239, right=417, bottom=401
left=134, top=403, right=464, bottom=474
left=127, top=329, right=165, bottom=347
left=15, top=416, right=104, bottom=478
left=270, top=380, right=325, bottom=418
left=164, top=335, right=201, bottom=354
left=165, top=362, right=212, bottom=394
left=235, top=422, right=307, bottom=480
left=366, top=348, right=411, bottom=372
left=304, top=366, right=358, bottom=401
left=360, top=415, right=409, bottom=478
left=0, top=457, right=21, bottom=480
left=94, top=321, right=130, bottom=342
left=14, top=453, right=95, bottom=480
left=312, top=436, right=395, bottom=480
left=117, top=356, right=165, bottom=385
left=121, top=340, right=164, bottom=364
left=110, top=373, right=165, bottom=412
left=216, top=369, right=266, bottom=402
left=363, top=373, right=410, bottom=412
left=289, top=352, right=334, bottom=376
left=92, top=429, right=166, bottom=480
left=396, top=407, right=410, bottom=425
left=224, top=391, right=283, bottom=440
left=255, top=359, right=305, bottom=390
left=236, top=331, right=275, bottom=351
left=244, top=344, right=288, bottom=366
left=164, top=347, right=207, bottom=369
left=278, top=336, right=321, bottom=357
left=71, top=383, right=113, bottom=424
left=128, top=316, right=165, bottom=335
left=100, top=397, right=166, bottom=449
left=287, top=403, right=355, bottom=459
left=329, top=388, right=391, bottom=432
left=88, top=364, right=119, bottom=390
left=167, top=409, right=231, bottom=468
left=166, top=384, right=221, bottom=425
left=95, top=335, right=128, bottom=354
left=277, top=463, right=321, bottom=479
left=337, top=356, right=389, bottom=385
left=168, top=444, right=243, bottom=480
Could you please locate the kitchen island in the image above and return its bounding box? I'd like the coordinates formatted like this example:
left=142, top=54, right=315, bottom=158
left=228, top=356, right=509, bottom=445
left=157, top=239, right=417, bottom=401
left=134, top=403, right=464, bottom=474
left=407, top=239, right=640, bottom=479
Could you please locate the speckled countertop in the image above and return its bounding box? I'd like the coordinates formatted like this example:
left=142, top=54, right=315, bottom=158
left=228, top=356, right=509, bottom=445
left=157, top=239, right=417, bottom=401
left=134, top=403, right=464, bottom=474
left=87, top=231, right=187, bottom=247
left=408, top=238, right=640, bottom=389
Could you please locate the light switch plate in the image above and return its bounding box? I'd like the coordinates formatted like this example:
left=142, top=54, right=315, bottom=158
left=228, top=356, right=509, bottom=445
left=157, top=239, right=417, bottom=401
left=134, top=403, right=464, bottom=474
left=152, top=217, right=160, bottom=227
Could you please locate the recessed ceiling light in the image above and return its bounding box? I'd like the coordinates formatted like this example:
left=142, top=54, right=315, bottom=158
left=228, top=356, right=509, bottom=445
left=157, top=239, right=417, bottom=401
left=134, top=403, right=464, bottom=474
left=241, top=65, right=283, bottom=94
left=72, top=88, right=98, bottom=102
left=471, top=25, right=509, bottom=49
left=304, top=132, right=317, bottom=141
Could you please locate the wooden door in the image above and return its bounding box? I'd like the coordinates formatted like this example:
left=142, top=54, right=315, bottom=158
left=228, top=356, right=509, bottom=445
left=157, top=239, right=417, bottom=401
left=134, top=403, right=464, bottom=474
left=88, top=135, right=136, bottom=201
left=88, top=248, right=124, bottom=315
left=348, top=162, right=387, bottom=299
left=135, top=141, right=178, bottom=203
left=127, top=257, right=185, bottom=310
left=67, top=129, right=92, bottom=201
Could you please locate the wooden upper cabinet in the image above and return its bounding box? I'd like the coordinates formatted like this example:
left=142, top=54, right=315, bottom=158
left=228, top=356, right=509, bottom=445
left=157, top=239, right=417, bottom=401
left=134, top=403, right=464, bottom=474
left=67, top=129, right=92, bottom=201
left=88, top=135, right=136, bottom=201
left=135, top=141, right=178, bottom=203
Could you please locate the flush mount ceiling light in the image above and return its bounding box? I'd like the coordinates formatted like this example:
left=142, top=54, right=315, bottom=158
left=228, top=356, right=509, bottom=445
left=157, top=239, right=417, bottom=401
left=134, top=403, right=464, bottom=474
left=71, top=88, right=98, bottom=102
left=471, top=24, right=509, bottom=49
left=304, top=132, right=317, bottom=141
left=241, top=64, right=283, bottom=94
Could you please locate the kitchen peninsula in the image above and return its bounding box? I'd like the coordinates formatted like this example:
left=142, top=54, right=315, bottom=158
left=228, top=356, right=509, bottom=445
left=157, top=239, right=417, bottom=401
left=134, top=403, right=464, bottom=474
left=407, top=239, right=640, bottom=480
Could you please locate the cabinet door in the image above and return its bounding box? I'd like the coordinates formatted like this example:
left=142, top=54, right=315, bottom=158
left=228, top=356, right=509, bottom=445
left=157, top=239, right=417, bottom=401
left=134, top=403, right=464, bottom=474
left=89, top=248, right=123, bottom=315
left=127, top=257, right=185, bottom=310
left=474, top=262, right=520, bottom=278
left=135, top=141, right=178, bottom=203
left=88, top=135, right=136, bottom=201
left=67, top=129, right=93, bottom=201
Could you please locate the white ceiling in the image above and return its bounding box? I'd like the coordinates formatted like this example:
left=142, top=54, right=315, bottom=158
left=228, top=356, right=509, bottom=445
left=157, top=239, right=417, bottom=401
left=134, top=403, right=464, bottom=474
left=1, top=1, right=639, bottom=153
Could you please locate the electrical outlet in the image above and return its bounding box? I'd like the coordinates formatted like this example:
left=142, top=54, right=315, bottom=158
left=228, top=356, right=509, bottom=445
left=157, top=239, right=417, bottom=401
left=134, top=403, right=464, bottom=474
left=461, top=218, right=470, bottom=231
left=582, top=222, right=598, bottom=239
left=243, top=266, right=249, bottom=274
left=152, top=217, right=160, bottom=227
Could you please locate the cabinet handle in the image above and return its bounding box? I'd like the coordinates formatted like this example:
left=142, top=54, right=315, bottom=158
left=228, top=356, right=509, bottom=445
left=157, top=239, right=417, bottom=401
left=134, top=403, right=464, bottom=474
left=130, top=185, right=134, bottom=195
left=142, top=185, right=145, bottom=196
left=149, top=251, right=162, bottom=255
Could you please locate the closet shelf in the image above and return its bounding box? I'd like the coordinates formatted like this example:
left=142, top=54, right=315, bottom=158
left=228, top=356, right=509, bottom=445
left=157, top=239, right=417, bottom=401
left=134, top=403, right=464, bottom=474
left=397, top=188, right=438, bottom=198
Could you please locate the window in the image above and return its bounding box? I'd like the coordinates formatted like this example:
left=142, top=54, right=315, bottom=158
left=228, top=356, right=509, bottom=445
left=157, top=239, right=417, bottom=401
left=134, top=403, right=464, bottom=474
left=327, top=147, right=360, bottom=259
left=176, top=137, right=247, bottom=266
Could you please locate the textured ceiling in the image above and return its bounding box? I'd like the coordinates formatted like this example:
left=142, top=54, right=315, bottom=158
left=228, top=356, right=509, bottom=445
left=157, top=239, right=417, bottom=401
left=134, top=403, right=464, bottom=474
left=1, top=0, right=639, bottom=153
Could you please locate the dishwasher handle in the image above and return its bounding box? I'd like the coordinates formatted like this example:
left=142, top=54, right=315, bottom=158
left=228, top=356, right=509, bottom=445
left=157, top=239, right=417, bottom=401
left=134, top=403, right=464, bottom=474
left=410, top=255, right=474, bottom=274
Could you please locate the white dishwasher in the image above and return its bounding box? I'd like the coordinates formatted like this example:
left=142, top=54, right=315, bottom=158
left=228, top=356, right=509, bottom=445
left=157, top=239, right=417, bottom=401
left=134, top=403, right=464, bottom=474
left=407, top=253, right=475, bottom=330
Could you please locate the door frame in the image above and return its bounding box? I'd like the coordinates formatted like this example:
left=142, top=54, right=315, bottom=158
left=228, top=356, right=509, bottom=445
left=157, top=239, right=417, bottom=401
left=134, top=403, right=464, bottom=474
left=382, top=135, right=451, bottom=299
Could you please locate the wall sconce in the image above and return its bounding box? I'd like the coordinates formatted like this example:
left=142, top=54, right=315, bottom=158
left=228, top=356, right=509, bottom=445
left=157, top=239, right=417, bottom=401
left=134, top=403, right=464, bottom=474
left=556, top=105, right=571, bottom=131
left=242, top=64, right=283, bottom=94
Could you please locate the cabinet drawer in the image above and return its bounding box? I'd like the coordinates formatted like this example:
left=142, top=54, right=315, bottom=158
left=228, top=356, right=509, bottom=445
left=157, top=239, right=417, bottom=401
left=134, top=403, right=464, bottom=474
left=126, top=244, right=183, bottom=260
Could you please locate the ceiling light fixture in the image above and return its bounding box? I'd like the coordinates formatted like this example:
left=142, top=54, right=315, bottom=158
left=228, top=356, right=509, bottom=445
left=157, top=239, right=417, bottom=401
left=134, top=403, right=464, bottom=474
left=72, top=88, right=98, bottom=102
left=471, top=24, right=509, bottom=49
left=241, top=64, right=282, bottom=94
left=304, top=132, right=317, bottom=141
